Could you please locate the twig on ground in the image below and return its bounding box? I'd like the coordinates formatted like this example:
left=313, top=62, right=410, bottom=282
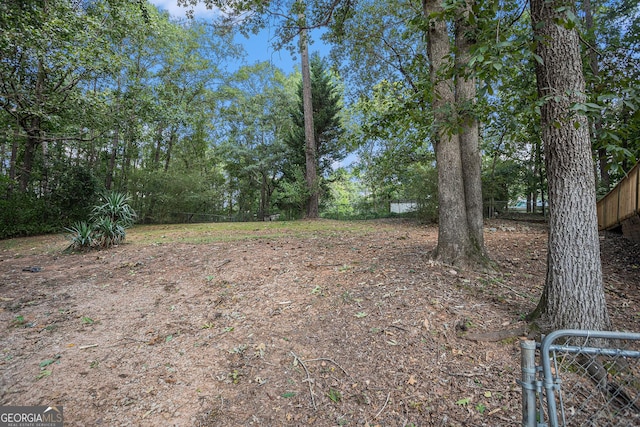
left=302, top=357, right=350, bottom=378
left=79, top=344, right=98, bottom=350
left=215, top=259, right=232, bottom=269
left=441, top=369, right=485, bottom=377
left=290, top=352, right=317, bottom=411
left=374, top=392, right=390, bottom=419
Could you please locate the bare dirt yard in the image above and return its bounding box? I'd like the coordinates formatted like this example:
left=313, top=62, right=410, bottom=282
left=1, top=218, right=639, bottom=426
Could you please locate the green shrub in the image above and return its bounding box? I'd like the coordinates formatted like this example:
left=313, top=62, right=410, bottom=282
left=92, top=191, right=137, bottom=227
left=64, top=191, right=136, bottom=251
left=65, top=221, right=94, bottom=251
left=92, top=216, right=126, bottom=248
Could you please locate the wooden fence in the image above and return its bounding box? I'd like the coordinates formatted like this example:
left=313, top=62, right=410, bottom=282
left=597, top=162, right=640, bottom=230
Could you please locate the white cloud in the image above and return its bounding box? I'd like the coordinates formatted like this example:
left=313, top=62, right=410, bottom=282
left=148, top=0, right=219, bottom=19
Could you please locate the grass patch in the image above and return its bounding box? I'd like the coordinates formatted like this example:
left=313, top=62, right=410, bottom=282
left=0, top=219, right=396, bottom=254
left=125, top=220, right=387, bottom=245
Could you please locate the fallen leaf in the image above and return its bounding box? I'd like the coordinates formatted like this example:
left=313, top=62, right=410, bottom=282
left=254, top=342, right=266, bottom=358
left=407, top=375, right=417, bottom=386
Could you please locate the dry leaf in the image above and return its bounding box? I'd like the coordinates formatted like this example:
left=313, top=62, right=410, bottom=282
left=254, top=342, right=266, bottom=358
left=407, top=375, right=417, bottom=386
left=423, top=318, right=430, bottom=329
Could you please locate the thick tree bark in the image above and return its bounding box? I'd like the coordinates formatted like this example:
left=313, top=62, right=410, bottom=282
left=424, top=0, right=473, bottom=266
left=455, top=0, right=485, bottom=254
left=529, top=0, right=610, bottom=331
left=300, top=15, right=318, bottom=219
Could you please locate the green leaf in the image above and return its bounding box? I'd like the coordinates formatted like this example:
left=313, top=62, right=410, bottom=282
left=533, top=54, right=544, bottom=66
left=328, top=388, right=342, bottom=403
left=281, top=392, right=296, bottom=398
left=456, top=397, right=471, bottom=406
left=39, top=356, right=59, bottom=368
left=36, top=370, right=52, bottom=380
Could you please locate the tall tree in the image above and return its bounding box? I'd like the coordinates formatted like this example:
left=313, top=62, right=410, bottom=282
left=283, top=54, right=345, bottom=216
left=529, top=0, right=610, bottom=331
left=217, top=63, right=291, bottom=220
left=455, top=0, right=484, bottom=253
left=298, top=7, right=319, bottom=218
left=423, top=0, right=486, bottom=266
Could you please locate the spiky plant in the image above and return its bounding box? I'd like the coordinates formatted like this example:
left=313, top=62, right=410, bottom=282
left=65, top=221, right=94, bottom=251
left=92, top=191, right=137, bottom=228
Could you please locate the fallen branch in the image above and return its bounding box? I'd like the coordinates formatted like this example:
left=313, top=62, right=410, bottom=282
left=301, top=357, right=350, bottom=378
left=290, top=352, right=317, bottom=411
left=215, top=259, right=232, bottom=269
left=441, top=369, right=484, bottom=378
left=79, top=344, right=98, bottom=350
left=374, top=392, right=390, bottom=419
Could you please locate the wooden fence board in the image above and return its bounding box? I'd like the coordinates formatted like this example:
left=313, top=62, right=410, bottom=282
left=597, top=162, right=640, bottom=230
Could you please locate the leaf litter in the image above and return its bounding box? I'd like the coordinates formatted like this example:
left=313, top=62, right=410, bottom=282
left=0, top=218, right=638, bottom=426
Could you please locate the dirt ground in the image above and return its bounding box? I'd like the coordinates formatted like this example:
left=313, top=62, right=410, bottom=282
left=1, top=218, right=638, bottom=426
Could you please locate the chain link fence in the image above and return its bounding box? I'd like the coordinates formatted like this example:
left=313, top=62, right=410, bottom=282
left=520, top=329, right=640, bottom=426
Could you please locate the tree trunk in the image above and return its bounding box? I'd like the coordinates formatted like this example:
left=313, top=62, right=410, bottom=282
left=535, top=139, right=546, bottom=216
left=8, top=126, right=19, bottom=195
left=424, top=0, right=473, bottom=266
left=154, top=123, right=164, bottom=169
left=164, top=125, right=176, bottom=172
left=19, top=118, right=42, bottom=193
left=455, top=0, right=485, bottom=254
left=106, top=125, right=119, bottom=190
left=529, top=0, right=610, bottom=331
left=299, top=12, right=319, bottom=219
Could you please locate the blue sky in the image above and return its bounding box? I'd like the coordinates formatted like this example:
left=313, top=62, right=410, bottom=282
left=148, top=1, right=354, bottom=168
left=148, top=0, right=328, bottom=73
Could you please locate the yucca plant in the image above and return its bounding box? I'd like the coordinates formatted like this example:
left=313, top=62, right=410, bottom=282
left=65, top=191, right=136, bottom=251
left=93, top=215, right=126, bottom=248
left=92, top=191, right=137, bottom=228
left=65, top=221, right=95, bottom=251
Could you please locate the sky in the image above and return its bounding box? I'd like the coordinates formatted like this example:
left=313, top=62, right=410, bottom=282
left=147, top=1, right=353, bottom=167
left=148, top=0, right=327, bottom=73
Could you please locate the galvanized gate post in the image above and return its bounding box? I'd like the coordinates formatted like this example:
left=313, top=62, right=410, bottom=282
left=520, top=340, right=537, bottom=427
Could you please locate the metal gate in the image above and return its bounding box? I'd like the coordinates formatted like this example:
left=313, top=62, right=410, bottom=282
left=520, top=329, right=640, bottom=426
